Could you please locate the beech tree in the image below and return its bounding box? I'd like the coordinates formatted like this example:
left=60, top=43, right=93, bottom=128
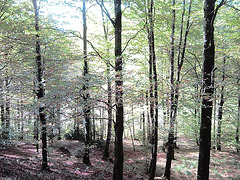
left=113, top=0, right=124, bottom=179
left=95, top=0, right=124, bottom=178
left=236, top=79, right=240, bottom=152
left=216, top=57, right=226, bottom=151
left=197, top=0, right=225, bottom=179
left=164, top=0, right=192, bottom=179
left=101, top=0, right=113, bottom=160
left=82, top=0, right=91, bottom=165
left=32, top=0, right=49, bottom=171
left=146, top=0, right=158, bottom=179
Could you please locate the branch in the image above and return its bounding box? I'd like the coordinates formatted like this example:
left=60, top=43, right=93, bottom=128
left=96, top=0, right=115, bottom=27
left=57, top=29, right=115, bottom=69
left=121, top=22, right=147, bottom=54
left=225, top=3, right=240, bottom=11
left=211, top=0, right=226, bottom=26
left=0, top=64, right=6, bottom=71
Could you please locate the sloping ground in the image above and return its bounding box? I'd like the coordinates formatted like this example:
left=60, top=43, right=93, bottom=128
left=0, top=138, right=239, bottom=180
left=154, top=137, right=240, bottom=180
left=0, top=140, right=148, bottom=180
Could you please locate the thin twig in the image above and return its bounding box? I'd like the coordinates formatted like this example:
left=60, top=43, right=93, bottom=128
left=122, top=22, right=147, bottom=54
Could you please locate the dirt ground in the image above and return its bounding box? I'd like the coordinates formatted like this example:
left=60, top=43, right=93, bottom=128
left=0, top=138, right=239, bottom=179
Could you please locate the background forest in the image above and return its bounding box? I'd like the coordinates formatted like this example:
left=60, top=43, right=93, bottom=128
left=0, top=0, right=239, bottom=179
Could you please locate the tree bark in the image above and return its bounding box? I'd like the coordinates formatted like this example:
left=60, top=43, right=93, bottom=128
left=5, top=90, right=10, bottom=141
left=164, top=1, right=176, bottom=179
left=32, top=0, right=49, bottom=171
left=142, top=112, right=146, bottom=146
left=82, top=0, right=91, bottom=165
left=216, top=57, right=226, bottom=151
left=236, top=79, right=240, bottom=152
left=145, top=91, right=151, bottom=144
left=197, top=0, right=224, bottom=179
left=56, top=103, right=61, bottom=140
left=102, top=47, right=112, bottom=160
left=34, top=113, right=39, bottom=152
left=112, top=0, right=124, bottom=179
left=147, top=0, right=158, bottom=179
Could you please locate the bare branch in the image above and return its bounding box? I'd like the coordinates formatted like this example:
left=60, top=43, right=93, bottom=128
left=0, top=64, right=6, bottom=71
left=211, top=0, right=226, bottom=26
left=59, top=29, right=116, bottom=69
left=121, top=22, right=147, bottom=54
left=225, top=3, right=240, bottom=11
left=96, top=0, right=115, bottom=27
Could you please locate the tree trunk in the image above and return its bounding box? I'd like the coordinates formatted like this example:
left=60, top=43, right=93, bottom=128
left=56, top=103, right=61, bottom=140
left=142, top=112, right=146, bottom=146
left=164, top=1, right=176, bottom=179
left=82, top=0, right=91, bottom=165
left=5, top=93, right=10, bottom=141
left=32, top=0, right=49, bottom=171
left=20, top=100, right=24, bottom=140
left=34, top=113, right=39, bottom=152
left=216, top=57, right=226, bottom=151
left=131, top=105, right=135, bottom=140
left=112, top=0, right=124, bottom=179
left=147, top=0, right=158, bottom=179
left=100, top=108, right=105, bottom=140
left=102, top=56, right=113, bottom=160
left=1, top=103, right=4, bottom=132
left=236, top=79, right=239, bottom=152
left=213, top=85, right=217, bottom=149
left=146, top=90, right=151, bottom=144
left=197, top=0, right=224, bottom=179
left=92, top=108, right=96, bottom=141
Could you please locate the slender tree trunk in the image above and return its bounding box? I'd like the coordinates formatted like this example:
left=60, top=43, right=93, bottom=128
left=112, top=0, right=124, bottom=179
left=147, top=0, right=158, bottom=179
left=82, top=0, right=91, bottom=165
left=102, top=70, right=113, bottom=159
left=32, top=0, right=49, bottom=171
left=164, top=1, right=176, bottom=179
left=101, top=109, right=105, bottom=140
left=34, top=113, right=39, bottom=152
left=213, top=85, right=217, bottom=149
left=1, top=102, right=4, bottom=131
left=101, top=0, right=112, bottom=160
left=0, top=79, right=4, bottom=129
left=92, top=108, right=96, bottom=141
left=56, top=103, right=61, bottom=140
left=128, top=120, right=135, bottom=151
left=197, top=0, right=225, bottom=179
left=146, top=90, right=151, bottom=144
left=17, top=100, right=21, bottom=139
left=102, top=44, right=113, bottom=160
left=5, top=93, right=10, bottom=141
left=142, top=112, right=146, bottom=146
left=131, top=105, right=135, bottom=140
left=236, top=79, right=240, bottom=152
left=20, top=100, right=24, bottom=140
left=216, top=57, right=226, bottom=151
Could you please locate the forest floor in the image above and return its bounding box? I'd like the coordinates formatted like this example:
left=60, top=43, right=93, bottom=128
left=0, top=137, right=239, bottom=180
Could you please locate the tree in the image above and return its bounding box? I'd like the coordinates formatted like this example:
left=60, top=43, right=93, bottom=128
left=164, top=0, right=192, bottom=178
left=237, top=79, right=240, bottom=152
left=101, top=0, right=113, bottom=160
left=216, top=57, right=226, bottom=151
left=112, top=0, right=124, bottom=179
left=32, top=0, right=49, bottom=171
left=197, top=0, right=225, bottom=179
left=82, top=0, right=91, bottom=165
left=146, top=0, right=158, bottom=179
left=164, top=0, right=176, bottom=178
